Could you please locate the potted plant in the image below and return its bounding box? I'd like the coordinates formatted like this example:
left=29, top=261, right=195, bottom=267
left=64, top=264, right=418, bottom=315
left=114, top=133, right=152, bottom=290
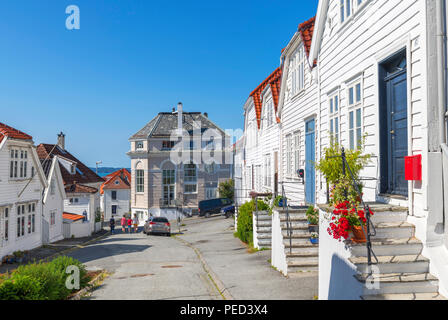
left=306, top=206, right=319, bottom=233
left=310, top=232, right=319, bottom=244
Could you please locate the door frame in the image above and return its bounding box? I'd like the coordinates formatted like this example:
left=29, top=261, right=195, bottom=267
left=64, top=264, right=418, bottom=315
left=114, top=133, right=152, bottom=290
left=305, top=118, right=316, bottom=205
left=375, top=39, right=413, bottom=205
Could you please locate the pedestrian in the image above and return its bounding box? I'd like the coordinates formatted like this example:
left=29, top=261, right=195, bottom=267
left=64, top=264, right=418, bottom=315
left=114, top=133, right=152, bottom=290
left=109, top=217, right=116, bottom=235
left=127, top=217, right=133, bottom=233
left=133, top=214, right=139, bottom=233
left=121, top=215, right=127, bottom=233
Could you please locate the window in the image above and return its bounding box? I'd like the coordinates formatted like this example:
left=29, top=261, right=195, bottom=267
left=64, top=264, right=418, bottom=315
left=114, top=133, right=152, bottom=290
left=112, top=205, right=117, bottom=215
left=348, top=81, right=363, bottom=149
left=205, top=188, right=217, bottom=200
left=136, top=170, right=144, bottom=193
left=135, top=141, right=144, bottom=150
left=286, top=134, right=293, bottom=176
left=184, top=163, right=197, bottom=193
left=111, top=191, right=117, bottom=200
left=204, top=162, right=217, bottom=174
left=9, top=149, right=27, bottom=179
left=264, top=100, right=273, bottom=128
left=329, top=94, right=340, bottom=144
left=69, top=198, right=79, bottom=204
left=264, top=154, right=271, bottom=187
left=17, top=204, right=26, bottom=238
left=2, top=207, right=9, bottom=242
left=162, top=141, right=175, bottom=151
left=341, top=0, right=364, bottom=24
left=293, top=131, right=301, bottom=174
left=50, top=211, right=56, bottom=225
left=70, top=164, right=76, bottom=175
left=162, top=169, right=175, bottom=206
left=291, top=45, right=306, bottom=96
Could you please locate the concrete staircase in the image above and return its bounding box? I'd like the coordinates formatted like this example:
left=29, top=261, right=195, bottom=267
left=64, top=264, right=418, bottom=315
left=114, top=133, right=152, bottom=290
left=254, top=211, right=272, bottom=249
left=348, top=204, right=446, bottom=300
left=278, top=208, right=319, bottom=274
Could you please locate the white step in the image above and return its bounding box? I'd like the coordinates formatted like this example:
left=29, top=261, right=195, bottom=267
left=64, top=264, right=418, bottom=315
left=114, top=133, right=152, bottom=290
left=257, top=234, right=271, bottom=240
left=257, top=221, right=272, bottom=227
left=256, top=215, right=271, bottom=222
left=257, top=227, right=272, bottom=233
left=287, top=261, right=319, bottom=273
left=362, top=292, right=447, bottom=300
left=287, top=256, right=319, bottom=265
left=280, top=221, right=309, bottom=229
left=283, top=238, right=318, bottom=247
left=356, top=273, right=439, bottom=295
left=351, top=238, right=423, bottom=257
left=370, top=210, right=408, bottom=224
left=372, top=222, right=415, bottom=239
left=351, top=255, right=430, bottom=274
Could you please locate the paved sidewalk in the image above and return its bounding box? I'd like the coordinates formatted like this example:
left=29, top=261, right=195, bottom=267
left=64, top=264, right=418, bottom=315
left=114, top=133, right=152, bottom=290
left=178, top=216, right=319, bottom=300
left=0, top=229, right=108, bottom=274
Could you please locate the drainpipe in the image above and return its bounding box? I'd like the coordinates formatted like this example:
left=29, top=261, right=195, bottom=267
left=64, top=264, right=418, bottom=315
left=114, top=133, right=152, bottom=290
left=437, top=0, right=447, bottom=146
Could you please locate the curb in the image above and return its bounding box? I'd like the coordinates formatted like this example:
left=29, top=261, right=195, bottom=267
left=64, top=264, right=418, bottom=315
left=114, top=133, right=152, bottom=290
left=43, top=231, right=110, bottom=262
left=175, top=236, right=234, bottom=300
left=69, top=271, right=108, bottom=300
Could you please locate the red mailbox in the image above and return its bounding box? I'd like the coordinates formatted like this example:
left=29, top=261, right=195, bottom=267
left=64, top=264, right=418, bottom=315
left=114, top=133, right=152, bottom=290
left=405, top=155, right=422, bottom=181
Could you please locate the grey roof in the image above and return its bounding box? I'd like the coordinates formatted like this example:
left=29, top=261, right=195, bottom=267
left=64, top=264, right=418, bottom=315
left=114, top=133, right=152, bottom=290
left=130, top=112, right=227, bottom=140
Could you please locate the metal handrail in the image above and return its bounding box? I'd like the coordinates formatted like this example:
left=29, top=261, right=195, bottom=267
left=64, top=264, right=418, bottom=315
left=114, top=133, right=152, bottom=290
left=332, top=148, right=378, bottom=267
left=281, top=183, right=292, bottom=254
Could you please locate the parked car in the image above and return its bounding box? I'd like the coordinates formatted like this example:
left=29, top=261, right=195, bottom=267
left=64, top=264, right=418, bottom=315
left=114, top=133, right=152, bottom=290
left=221, top=205, right=235, bottom=218
left=143, top=217, right=171, bottom=236
left=198, top=198, right=233, bottom=218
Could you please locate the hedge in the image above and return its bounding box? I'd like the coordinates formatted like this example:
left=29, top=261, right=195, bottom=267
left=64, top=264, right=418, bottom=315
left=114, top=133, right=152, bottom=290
left=236, top=199, right=269, bottom=245
left=0, top=256, right=89, bottom=300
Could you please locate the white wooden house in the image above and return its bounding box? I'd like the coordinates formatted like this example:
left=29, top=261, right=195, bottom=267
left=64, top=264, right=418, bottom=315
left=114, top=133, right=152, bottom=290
left=277, top=17, right=318, bottom=206
left=40, top=156, right=66, bottom=244
left=309, top=0, right=448, bottom=299
left=100, top=168, right=131, bottom=221
left=0, top=123, right=47, bottom=260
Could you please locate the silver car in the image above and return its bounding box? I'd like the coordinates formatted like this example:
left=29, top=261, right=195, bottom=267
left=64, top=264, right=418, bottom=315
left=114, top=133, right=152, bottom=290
left=143, top=217, right=171, bottom=236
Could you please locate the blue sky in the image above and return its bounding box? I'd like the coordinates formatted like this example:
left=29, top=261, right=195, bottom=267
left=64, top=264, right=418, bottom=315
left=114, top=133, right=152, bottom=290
left=0, top=0, right=318, bottom=168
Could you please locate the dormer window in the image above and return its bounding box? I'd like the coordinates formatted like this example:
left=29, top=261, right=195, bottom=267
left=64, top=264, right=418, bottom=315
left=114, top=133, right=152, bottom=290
left=70, top=164, right=76, bottom=174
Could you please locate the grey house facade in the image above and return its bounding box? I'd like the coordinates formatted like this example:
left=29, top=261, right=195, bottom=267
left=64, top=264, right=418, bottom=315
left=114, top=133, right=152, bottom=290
left=127, top=106, right=233, bottom=222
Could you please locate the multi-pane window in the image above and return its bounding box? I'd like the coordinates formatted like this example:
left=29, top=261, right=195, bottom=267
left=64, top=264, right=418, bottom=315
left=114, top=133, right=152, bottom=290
left=50, top=210, right=56, bottom=225
left=2, top=207, right=9, bottom=242
left=17, top=204, right=26, bottom=238
left=264, top=154, right=271, bottom=187
left=112, top=191, right=117, bottom=200
left=10, top=149, right=28, bottom=179
left=27, top=203, right=35, bottom=234
left=293, top=131, right=301, bottom=174
left=285, top=134, right=293, bottom=176
left=329, top=94, right=340, bottom=145
left=348, top=82, right=363, bottom=149
left=50, top=178, right=56, bottom=195
left=112, top=205, right=117, bottom=215
left=162, top=169, right=175, bottom=205
left=291, top=45, right=306, bottom=96
left=264, top=100, right=273, bottom=128
left=341, top=0, right=364, bottom=23
left=136, top=170, right=145, bottom=193
left=184, top=163, right=197, bottom=193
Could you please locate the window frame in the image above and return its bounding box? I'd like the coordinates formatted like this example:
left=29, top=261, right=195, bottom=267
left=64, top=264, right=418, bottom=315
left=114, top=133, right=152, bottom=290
left=285, top=134, right=293, bottom=177
left=347, top=80, right=363, bottom=150
left=293, top=131, right=301, bottom=175
left=291, top=44, right=306, bottom=97
left=183, top=163, right=198, bottom=194
left=136, top=169, right=145, bottom=193
left=329, top=93, right=341, bottom=145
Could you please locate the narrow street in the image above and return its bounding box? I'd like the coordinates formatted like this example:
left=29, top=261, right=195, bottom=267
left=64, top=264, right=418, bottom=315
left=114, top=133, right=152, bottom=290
left=68, top=216, right=318, bottom=300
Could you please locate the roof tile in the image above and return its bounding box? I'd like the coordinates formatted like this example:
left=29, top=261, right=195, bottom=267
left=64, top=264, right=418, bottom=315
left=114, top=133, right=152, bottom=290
left=0, top=123, right=32, bottom=144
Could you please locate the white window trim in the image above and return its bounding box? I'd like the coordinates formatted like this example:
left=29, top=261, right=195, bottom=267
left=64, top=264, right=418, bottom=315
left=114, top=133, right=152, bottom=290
left=285, top=134, right=294, bottom=178
left=135, top=169, right=145, bottom=194
left=293, top=131, right=301, bottom=176
left=346, top=79, right=364, bottom=150
left=290, top=44, right=306, bottom=99
left=328, top=93, right=341, bottom=145
left=339, top=0, right=370, bottom=30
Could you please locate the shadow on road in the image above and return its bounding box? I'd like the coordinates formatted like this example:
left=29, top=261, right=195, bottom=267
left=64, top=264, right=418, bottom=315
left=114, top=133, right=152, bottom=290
left=69, top=243, right=152, bottom=264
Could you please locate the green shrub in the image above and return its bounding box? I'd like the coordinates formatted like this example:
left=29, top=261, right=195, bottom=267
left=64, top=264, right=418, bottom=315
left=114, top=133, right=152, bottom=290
left=0, top=256, right=88, bottom=300
left=236, top=199, right=269, bottom=245
left=0, top=275, right=44, bottom=300
left=306, top=206, right=319, bottom=225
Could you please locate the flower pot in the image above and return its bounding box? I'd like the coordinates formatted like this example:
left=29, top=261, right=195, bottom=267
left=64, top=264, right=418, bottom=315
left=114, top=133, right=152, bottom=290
left=308, top=225, right=319, bottom=233
left=310, top=237, right=319, bottom=245
left=351, top=225, right=367, bottom=243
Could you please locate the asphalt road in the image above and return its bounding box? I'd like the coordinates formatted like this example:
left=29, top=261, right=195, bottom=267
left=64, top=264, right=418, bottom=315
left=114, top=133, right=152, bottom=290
left=68, top=215, right=318, bottom=300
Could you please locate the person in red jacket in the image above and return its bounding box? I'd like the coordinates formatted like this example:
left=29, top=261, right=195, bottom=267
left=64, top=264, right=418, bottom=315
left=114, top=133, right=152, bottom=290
left=121, top=215, right=127, bottom=233
left=127, top=217, right=133, bottom=233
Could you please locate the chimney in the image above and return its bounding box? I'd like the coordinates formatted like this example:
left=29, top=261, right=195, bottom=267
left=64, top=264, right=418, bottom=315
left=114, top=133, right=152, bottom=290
left=177, top=102, right=183, bottom=135
left=57, top=132, right=65, bottom=150
left=203, top=112, right=208, bottom=118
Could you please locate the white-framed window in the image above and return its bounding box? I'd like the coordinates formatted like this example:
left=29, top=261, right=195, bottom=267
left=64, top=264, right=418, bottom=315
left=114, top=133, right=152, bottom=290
left=1, top=207, right=9, bottom=242
left=17, top=204, right=26, bottom=238
left=112, top=190, right=117, bottom=200
left=285, top=134, right=293, bottom=176
left=341, top=0, right=365, bottom=24
left=264, top=99, right=273, bottom=129
left=162, top=169, right=175, bottom=206
left=205, top=188, right=217, bottom=200
left=329, top=94, right=340, bottom=145
left=264, top=154, right=271, bottom=188
left=347, top=81, right=363, bottom=149
left=291, top=45, right=306, bottom=96
left=293, top=131, right=301, bottom=174
left=136, top=170, right=144, bottom=193
left=135, top=141, right=144, bottom=150
left=26, top=203, right=36, bottom=234
left=50, top=210, right=56, bottom=225
left=184, top=163, right=197, bottom=194
left=10, top=149, right=28, bottom=179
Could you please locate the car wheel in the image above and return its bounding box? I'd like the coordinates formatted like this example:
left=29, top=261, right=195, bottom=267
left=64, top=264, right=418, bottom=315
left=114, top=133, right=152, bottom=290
left=205, top=212, right=211, bottom=218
